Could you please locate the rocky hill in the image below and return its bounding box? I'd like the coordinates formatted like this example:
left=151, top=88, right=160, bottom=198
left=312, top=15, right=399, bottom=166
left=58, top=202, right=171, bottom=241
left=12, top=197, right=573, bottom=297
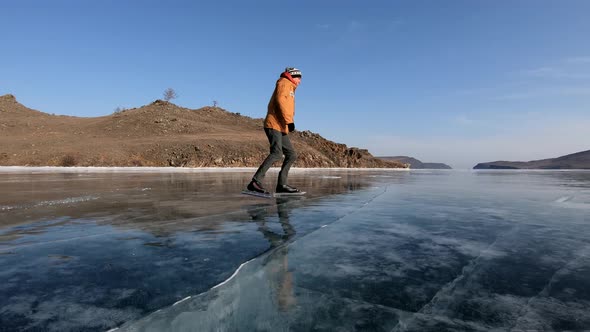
left=378, top=156, right=452, bottom=169
left=473, top=150, right=590, bottom=169
left=0, top=94, right=406, bottom=168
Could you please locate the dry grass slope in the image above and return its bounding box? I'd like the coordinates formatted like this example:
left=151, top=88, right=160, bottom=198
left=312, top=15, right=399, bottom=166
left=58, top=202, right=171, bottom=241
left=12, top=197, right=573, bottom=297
left=0, top=94, right=407, bottom=169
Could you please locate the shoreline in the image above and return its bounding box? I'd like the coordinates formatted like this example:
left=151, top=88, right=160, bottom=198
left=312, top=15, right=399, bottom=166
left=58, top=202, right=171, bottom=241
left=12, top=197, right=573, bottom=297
left=1, top=166, right=589, bottom=173
left=0, top=166, right=412, bottom=173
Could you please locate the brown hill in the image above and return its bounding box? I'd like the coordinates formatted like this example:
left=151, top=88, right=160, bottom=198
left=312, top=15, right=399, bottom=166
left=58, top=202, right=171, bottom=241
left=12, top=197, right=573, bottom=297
left=0, top=94, right=407, bottom=168
left=473, top=150, right=590, bottom=169
left=378, top=156, right=452, bottom=169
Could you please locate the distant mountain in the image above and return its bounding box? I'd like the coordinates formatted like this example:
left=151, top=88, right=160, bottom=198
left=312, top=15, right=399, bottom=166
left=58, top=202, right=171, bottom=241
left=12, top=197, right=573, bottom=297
left=473, top=150, right=590, bottom=169
left=378, top=156, right=452, bottom=169
left=0, top=94, right=407, bottom=168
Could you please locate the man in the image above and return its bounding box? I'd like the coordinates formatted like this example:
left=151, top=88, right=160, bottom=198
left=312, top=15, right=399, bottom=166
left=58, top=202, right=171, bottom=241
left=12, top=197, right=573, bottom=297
left=246, top=67, right=302, bottom=194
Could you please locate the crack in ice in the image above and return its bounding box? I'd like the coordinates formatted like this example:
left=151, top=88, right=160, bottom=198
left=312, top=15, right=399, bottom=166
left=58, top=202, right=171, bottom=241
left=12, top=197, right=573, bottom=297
left=509, top=244, right=590, bottom=331
left=390, top=224, right=523, bottom=332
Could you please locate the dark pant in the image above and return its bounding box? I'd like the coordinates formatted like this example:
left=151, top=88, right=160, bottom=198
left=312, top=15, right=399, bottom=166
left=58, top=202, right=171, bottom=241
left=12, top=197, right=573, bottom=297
left=253, top=128, right=297, bottom=186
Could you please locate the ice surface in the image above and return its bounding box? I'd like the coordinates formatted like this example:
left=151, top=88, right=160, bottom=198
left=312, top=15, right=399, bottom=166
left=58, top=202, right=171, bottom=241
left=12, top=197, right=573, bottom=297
left=1, top=168, right=590, bottom=331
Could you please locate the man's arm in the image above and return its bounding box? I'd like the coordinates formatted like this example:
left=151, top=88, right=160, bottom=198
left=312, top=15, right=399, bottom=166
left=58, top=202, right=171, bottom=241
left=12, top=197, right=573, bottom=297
left=275, top=81, right=294, bottom=127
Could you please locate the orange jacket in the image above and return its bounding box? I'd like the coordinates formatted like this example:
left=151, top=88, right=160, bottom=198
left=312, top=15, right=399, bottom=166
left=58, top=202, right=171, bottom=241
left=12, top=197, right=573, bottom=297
left=264, top=75, right=298, bottom=134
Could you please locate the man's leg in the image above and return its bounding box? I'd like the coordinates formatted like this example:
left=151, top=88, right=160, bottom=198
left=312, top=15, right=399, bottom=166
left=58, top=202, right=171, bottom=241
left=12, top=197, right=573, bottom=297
left=252, top=128, right=284, bottom=184
left=277, top=133, right=297, bottom=186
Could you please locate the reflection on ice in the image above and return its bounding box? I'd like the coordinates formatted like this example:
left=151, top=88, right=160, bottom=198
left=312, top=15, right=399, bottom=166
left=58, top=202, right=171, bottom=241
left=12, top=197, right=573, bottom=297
left=1, top=169, right=590, bottom=331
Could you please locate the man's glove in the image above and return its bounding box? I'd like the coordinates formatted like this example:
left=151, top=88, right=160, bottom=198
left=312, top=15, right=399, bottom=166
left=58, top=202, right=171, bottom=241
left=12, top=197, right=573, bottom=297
left=288, top=123, right=295, bottom=132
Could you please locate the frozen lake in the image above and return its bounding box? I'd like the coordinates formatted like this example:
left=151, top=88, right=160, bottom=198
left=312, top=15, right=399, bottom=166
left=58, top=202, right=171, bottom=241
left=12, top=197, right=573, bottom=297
left=1, top=168, right=590, bottom=331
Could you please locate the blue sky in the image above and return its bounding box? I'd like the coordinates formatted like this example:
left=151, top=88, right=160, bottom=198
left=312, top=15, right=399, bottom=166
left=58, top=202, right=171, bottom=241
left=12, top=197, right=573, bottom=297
left=1, top=0, right=589, bottom=168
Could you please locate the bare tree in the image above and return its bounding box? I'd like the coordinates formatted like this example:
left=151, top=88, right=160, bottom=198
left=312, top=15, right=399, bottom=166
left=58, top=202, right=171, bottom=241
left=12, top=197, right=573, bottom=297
left=163, top=88, right=177, bottom=101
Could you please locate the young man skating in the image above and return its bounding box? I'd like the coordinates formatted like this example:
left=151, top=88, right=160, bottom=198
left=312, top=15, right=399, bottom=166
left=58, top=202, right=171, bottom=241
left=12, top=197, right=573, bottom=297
left=247, top=67, right=302, bottom=194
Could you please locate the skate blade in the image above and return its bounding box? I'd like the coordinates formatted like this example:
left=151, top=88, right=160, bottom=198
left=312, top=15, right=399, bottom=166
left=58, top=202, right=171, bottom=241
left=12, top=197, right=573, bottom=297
left=273, top=191, right=306, bottom=197
left=241, top=190, right=272, bottom=199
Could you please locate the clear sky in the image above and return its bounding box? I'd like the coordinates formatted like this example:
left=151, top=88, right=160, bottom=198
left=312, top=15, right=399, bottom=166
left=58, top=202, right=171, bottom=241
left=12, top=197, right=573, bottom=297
left=2, top=0, right=589, bottom=169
